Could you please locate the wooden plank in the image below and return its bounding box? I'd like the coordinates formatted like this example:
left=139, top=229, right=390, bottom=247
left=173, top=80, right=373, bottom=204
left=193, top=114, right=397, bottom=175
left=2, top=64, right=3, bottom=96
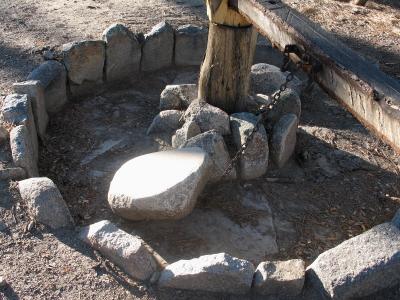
left=230, top=0, right=400, bottom=153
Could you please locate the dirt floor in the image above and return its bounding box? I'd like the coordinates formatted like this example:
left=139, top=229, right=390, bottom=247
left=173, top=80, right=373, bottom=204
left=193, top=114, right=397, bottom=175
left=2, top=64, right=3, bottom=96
left=1, top=0, right=400, bottom=299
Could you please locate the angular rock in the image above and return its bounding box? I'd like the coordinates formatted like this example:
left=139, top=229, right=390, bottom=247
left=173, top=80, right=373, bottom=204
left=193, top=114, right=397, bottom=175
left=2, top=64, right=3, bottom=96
left=254, top=259, right=305, bottom=296
left=160, top=84, right=198, bottom=110
left=2, top=94, right=39, bottom=161
left=146, top=110, right=184, bottom=135
left=184, top=100, right=230, bottom=135
left=108, top=147, right=209, bottom=220
left=10, top=125, right=38, bottom=177
left=18, top=177, right=74, bottom=229
left=266, top=89, right=301, bottom=125
left=79, top=220, right=157, bottom=280
left=172, top=120, right=201, bottom=148
left=307, top=223, right=400, bottom=299
left=62, top=40, right=106, bottom=85
left=158, top=253, right=255, bottom=294
left=175, top=25, right=208, bottom=66
left=141, top=21, right=174, bottom=72
left=183, top=130, right=236, bottom=182
left=230, top=113, right=269, bottom=180
left=13, top=80, right=49, bottom=141
left=102, top=23, right=141, bottom=82
left=27, top=60, right=68, bottom=114
left=271, top=114, right=298, bottom=168
left=251, top=63, right=303, bottom=96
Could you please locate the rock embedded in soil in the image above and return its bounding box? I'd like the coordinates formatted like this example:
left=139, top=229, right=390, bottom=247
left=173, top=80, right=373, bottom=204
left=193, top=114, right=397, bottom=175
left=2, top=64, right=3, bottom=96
left=108, top=147, right=209, bottom=220
left=27, top=60, right=68, bottom=114
left=307, top=222, right=400, bottom=299
left=18, top=177, right=74, bottom=229
left=158, top=253, right=255, bottom=294
left=62, top=40, right=105, bottom=85
left=183, top=130, right=236, bottom=182
left=271, top=113, right=298, bottom=168
left=10, top=125, right=38, bottom=177
left=102, top=23, right=141, bottom=82
left=146, top=110, right=184, bottom=135
left=266, top=88, right=301, bottom=126
left=13, top=80, right=49, bottom=141
left=254, top=259, right=305, bottom=296
left=184, top=100, right=231, bottom=135
left=79, top=220, right=157, bottom=280
left=160, top=84, right=198, bottom=110
left=175, top=25, right=208, bottom=66
left=172, top=120, right=201, bottom=148
left=230, top=112, right=269, bottom=180
left=141, top=21, right=174, bottom=72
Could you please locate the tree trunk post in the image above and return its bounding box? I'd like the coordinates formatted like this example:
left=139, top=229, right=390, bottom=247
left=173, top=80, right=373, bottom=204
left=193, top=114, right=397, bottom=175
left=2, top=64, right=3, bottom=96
left=198, top=0, right=258, bottom=113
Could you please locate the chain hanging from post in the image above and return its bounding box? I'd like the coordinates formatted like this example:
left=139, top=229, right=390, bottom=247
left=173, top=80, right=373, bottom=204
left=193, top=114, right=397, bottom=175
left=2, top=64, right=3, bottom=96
left=222, top=44, right=316, bottom=178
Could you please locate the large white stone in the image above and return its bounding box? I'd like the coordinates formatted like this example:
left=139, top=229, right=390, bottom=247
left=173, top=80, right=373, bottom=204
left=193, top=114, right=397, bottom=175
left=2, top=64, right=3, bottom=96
left=158, top=253, right=255, bottom=294
left=79, top=220, right=157, bottom=280
left=108, top=147, right=209, bottom=220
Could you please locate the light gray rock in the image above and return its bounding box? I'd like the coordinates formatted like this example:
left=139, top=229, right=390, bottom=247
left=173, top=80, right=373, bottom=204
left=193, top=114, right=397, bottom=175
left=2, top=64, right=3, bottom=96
left=18, top=177, right=74, bottom=229
left=146, top=110, right=184, bottom=135
left=185, top=100, right=230, bottom=135
left=175, top=25, right=208, bottom=66
left=172, top=120, right=201, bottom=148
left=160, top=84, right=198, bottom=110
left=246, top=94, right=272, bottom=114
left=13, top=80, right=49, bottom=141
left=79, top=220, right=157, bottom=280
left=2, top=94, right=38, bottom=162
left=230, top=113, right=269, bottom=180
left=10, top=125, right=38, bottom=177
left=271, top=114, right=298, bottom=168
left=108, top=147, right=209, bottom=220
left=183, top=130, right=236, bottom=182
left=158, top=253, right=255, bottom=294
left=266, top=88, right=301, bottom=125
left=254, top=259, right=305, bottom=296
left=251, top=63, right=303, bottom=96
left=102, top=23, right=141, bottom=82
left=307, top=222, right=400, bottom=299
left=62, top=40, right=105, bottom=85
left=27, top=60, right=68, bottom=114
left=141, top=21, right=174, bottom=72
left=392, top=209, right=400, bottom=229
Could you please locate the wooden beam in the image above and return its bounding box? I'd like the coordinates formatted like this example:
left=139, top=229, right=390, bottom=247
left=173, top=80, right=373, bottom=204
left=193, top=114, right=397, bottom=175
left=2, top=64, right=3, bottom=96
left=230, top=0, right=400, bottom=153
left=206, top=0, right=250, bottom=27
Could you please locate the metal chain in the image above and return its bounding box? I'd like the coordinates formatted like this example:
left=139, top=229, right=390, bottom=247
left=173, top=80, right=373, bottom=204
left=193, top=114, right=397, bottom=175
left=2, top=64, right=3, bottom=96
left=222, top=47, right=305, bottom=179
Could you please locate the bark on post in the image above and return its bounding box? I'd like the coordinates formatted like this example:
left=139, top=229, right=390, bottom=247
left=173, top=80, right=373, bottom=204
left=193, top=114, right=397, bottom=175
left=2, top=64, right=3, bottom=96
left=198, top=0, right=257, bottom=113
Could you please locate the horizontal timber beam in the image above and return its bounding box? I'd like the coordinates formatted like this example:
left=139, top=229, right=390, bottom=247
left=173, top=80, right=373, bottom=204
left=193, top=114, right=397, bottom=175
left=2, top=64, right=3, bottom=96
left=230, top=0, right=400, bottom=153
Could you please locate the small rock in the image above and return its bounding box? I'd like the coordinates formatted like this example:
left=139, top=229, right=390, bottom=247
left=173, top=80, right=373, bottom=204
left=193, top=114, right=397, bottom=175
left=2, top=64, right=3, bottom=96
left=27, top=61, right=68, bottom=114
left=307, top=222, right=400, bottom=299
left=108, top=147, right=209, bottom=220
left=102, top=23, right=141, bottom=82
left=266, top=89, right=301, bottom=126
left=160, top=84, right=198, bottom=110
left=230, top=112, right=269, bottom=180
left=147, top=110, right=184, bottom=135
left=175, top=25, right=208, bottom=66
left=251, top=63, right=303, bottom=96
left=183, top=130, right=236, bottom=182
left=10, top=125, right=39, bottom=177
left=158, top=253, right=255, bottom=294
left=62, top=40, right=106, bottom=85
left=142, top=21, right=174, bottom=72
left=172, top=120, right=201, bottom=148
left=270, top=114, right=298, bottom=168
left=18, top=177, right=74, bottom=229
left=184, top=100, right=230, bottom=135
left=254, top=259, right=305, bottom=296
left=79, top=220, right=157, bottom=280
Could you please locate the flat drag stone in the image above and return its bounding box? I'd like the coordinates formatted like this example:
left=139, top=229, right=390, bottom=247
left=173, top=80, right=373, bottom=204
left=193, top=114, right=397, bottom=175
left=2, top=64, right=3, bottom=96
left=160, top=84, right=198, bottom=110
left=158, top=253, right=255, bottom=294
left=108, top=147, right=209, bottom=220
left=254, top=259, right=305, bottom=296
left=307, top=223, right=400, bottom=299
left=175, top=25, right=208, bottom=66
left=79, top=220, right=157, bottom=280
